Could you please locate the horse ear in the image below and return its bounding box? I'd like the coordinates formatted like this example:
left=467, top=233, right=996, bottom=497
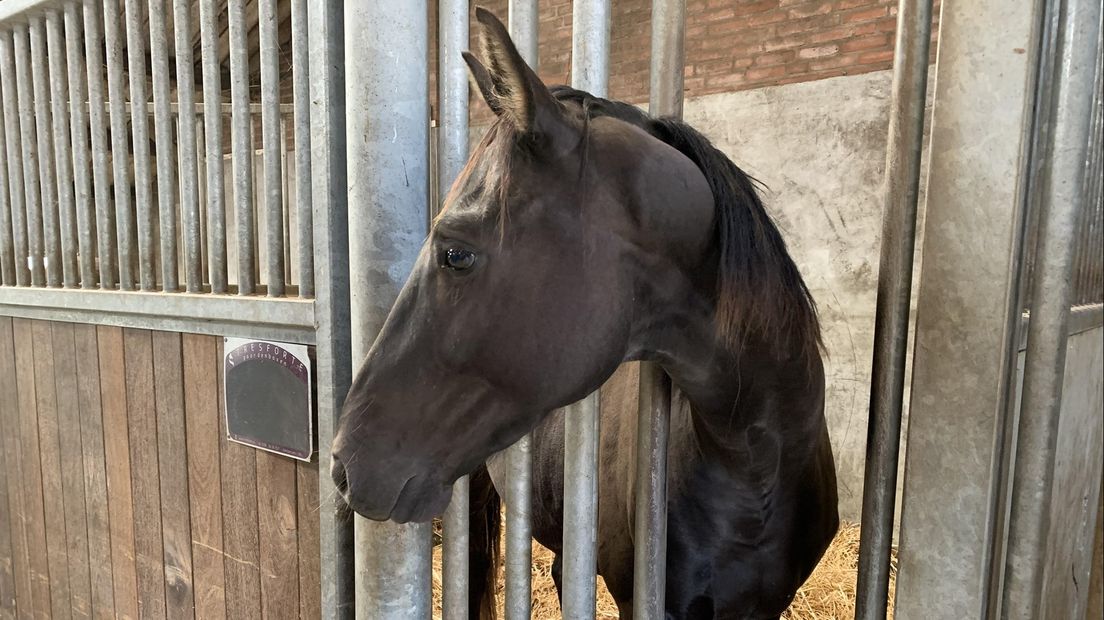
left=466, top=6, right=557, bottom=133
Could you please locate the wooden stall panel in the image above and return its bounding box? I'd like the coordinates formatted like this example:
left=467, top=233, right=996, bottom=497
left=257, top=452, right=299, bottom=617
left=0, top=318, right=23, bottom=619
left=297, top=460, right=321, bottom=620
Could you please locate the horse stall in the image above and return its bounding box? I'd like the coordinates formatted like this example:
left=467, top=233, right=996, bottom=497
left=0, top=1, right=1102, bottom=620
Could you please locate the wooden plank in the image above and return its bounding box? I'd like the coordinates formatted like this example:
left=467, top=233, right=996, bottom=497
left=97, top=326, right=139, bottom=620
left=30, top=320, right=72, bottom=620
left=151, top=331, right=195, bottom=620
left=182, top=334, right=226, bottom=620
left=12, top=319, right=49, bottom=618
left=72, top=324, right=116, bottom=619
left=256, top=452, right=298, bottom=618
left=0, top=318, right=33, bottom=619
left=217, top=339, right=261, bottom=618
left=0, top=328, right=15, bottom=620
left=51, top=323, right=93, bottom=618
left=296, top=460, right=321, bottom=620
left=122, top=329, right=167, bottom=620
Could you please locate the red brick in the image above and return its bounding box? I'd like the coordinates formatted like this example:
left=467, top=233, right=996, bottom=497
left=808, top=54, right=860, bottom=71
left=798, top=44, right=840, bottom=59
left=705, top=72, right=749, bottom=89
left=837, top=0, right=878, bottom=9
left=746, top=64, right=788, bottom=81
left=840, top=34, right=889, bottom=52
left=732, top=0, right=781, bottom=16
left=754, top=50, right=795, bottom=66
left=777, top=14, right=840, bottom=36
left=787, top=2, right=834, bottom=19
left=858, top=49, right=895, bottom=65
left=747, top=9, right=790, bottom=26
left=843, top=6, right=889, bottom=23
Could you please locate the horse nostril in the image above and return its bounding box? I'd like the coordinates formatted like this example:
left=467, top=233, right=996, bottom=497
left=331, top=455, right=349, bottom=496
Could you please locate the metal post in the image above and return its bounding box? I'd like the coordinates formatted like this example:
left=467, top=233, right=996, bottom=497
left=438, top=0, right=471, bottom=617
left=308, top=0, right=353, bottom=615
left=260, top=0, right=284, bottom=297
left=562, top=3, right=610, bottom=619
left=149, top=0, right=178, bottom=291
left=29, top=18, right=61, bottom=289
left=102, top=0, right=135, bottom=290
left=82, top=0, right=117, bottom=290
left=1002, top=0, right=1103, bottom=616
left=46, top=11, right=78, bottom=288
left=13, top=26, right=45, bottom=288
left=0, top=73, right=11, bottom=287
left=345, top=0, right=433, bottom=617
left=174, top=0, right=202, bottom=293
left=0, top=33, right=28, bottom=287
left=64, top=3, right=97, bottom=289
left=199, top=0, right=227, bottom=294
left=229, top=0, right=255, bottom=295
left=853, top=0, right=933, bottom=617
left=291, top=0, right=313, bottom=298
left=124, top=0, right=157, bottom=291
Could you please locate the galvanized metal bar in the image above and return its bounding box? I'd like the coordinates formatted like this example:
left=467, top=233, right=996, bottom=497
left=438, top=1, right=471, bottom=616
left=199, top=0, right=227, bottom=294
left=346, top=0, right=433, bottom=617
left=504, top=434, right=533, bottom=620
left=853, top=0, right=933, bottom=618
left=46, top=11, right=78, bottom=288
left=562, top=3, right=611, bottom=618
left=0, top=84, right=12, bottom=287
left=229, top=0, right=255, bottom=295
left=84, top=0, right=116, bottom=290
left=149, top=0, right=179, bottom=291
left=29, top=17, right=61, bottom=288
left=1002, top=0, right=1103, bottom=616
left=259, top=0, right=284, bottom=297
left=647, top=0, right=685, bottom=117
left=173, top=0, right=202, bottom=293
left=309, top=0, right=354, bottom=615
left=102, top=0, right=135, bottom=289
left=291, top=0, right=312, bottom=298
left=0, top=34, right=23, bottom=287
left=13, top=26, right=45, bottom=288
left=124, top=0, right=156, bottom=291
left=64, top=3, right=96, bottom=289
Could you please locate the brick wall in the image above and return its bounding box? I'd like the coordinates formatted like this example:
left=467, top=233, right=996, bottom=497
left=432, top=0, right=940, bottom=126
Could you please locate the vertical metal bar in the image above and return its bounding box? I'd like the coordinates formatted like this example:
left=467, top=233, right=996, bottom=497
left=259, top=0, right=284, bottom=297
left=46, top=11, right=79, bottom=288
left=1003, top=1, right=1103, bottom=616
left=200, top=0, right=227, bottom=293
left=562, top=3, right=610, bottom=618
left=125, top=0, right=157, bottom=290
left=174, top=0, right=202, bottom=292
left=149, top=0, right=178, bottom=290
left=83, top=0, right=117, bottom=290
left=309, top=0, right=354, bottom=615
left=13, top=26, right=45, bottom=288
left=292, top=0, right=313, bottom=298
left=30, top=18, right=61, bottom=288
left=632, top=4, right=684, bottom=618
left=65, top=3, right=97, bottom=289
left=229, top=0, right=255, bottom=294
left=0, top=79, right=12, bottom=287
left=853, top=0, right=933, bottom=617
left=103, top=0, right=136, bottom=289
left=0, top=34, right=23, bottom=287
left=439, top=1, right=471, bottom=616
left=346, top=0, right=433, bottom=617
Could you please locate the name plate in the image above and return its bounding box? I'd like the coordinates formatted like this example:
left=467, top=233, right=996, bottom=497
left=223, top=337, right=313, bottom=461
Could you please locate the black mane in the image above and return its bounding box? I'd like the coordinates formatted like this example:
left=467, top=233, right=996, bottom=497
left=549, top=85, right=822, bottom=361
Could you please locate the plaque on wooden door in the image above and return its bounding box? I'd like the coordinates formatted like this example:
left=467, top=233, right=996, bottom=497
left=223, top=337, right=313, bottom=461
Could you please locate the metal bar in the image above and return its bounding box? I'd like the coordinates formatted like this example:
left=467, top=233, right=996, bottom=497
left=346, top=0, right=433, bottom=617
left=853, top=0, right=933, bottom=617
left=102, top=0, right=135, bottom=289
left=562, top=3, right=611, bottom=618
left=46, top=11, right=77, bottom=287
left=1002, top=0, right=1103, bottom=616
left=504, top=435, right=533, bottom=620
left=229, top=0, right=255, bottom=294
left=0, top=77, right=12, bottom=287
left=29, top=17, right=60, bottom=288
left=124, top=0, right=156, bottom=290
left=309, top=0, right=354, bottom=615
left=648, top=0, right=685, bottom=117
left=199, top=0, right=227, bottom=293
left=291, top=0, right=312, bottom=298
left=84, top=0, right=116, bottom=289
left=149, top=0, right=178, bottom=291
left=0, top=34, right=22, bottom=287
left=259, top=0, right=284, bottom=297
left=13, top=26, right=45, bottom=287
left=438, top=1, right=470, bottom=616
left=64, top=3, right=96, bottom=289
left=174, top=0, right=202, bottom=293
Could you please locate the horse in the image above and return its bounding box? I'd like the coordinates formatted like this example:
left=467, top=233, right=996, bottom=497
left=330, top=8, right=839, bottom=619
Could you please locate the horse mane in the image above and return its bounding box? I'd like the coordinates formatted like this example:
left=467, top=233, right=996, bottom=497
left=548, top=85, right=823, bottom=362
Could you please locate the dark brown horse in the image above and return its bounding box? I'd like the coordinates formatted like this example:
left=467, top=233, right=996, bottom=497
left=331, top=8, right=838, bottom=619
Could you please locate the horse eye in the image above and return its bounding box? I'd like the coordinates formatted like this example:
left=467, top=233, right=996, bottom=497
left=443, top=247, right=476, bottom=271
